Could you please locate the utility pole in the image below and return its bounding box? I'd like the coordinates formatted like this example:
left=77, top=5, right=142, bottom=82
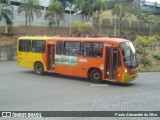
left=114, top=4, right=117, bottom=36
left=99, top=0, right=103, bottom=35
left=6, top=0, right=8, bottom=34
left=69, top=4, right=72, bottom=36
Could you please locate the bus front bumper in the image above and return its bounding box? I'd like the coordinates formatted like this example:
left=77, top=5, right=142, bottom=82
left=121, top=72, right=138, bottom=83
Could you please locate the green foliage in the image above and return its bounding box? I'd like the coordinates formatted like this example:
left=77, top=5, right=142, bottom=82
left=107, top=0, right=135, bottom=35
left=134, top=36, right=146, bottom=47
left=82, top=1, right=93, bottom=21
left=73, top=0, right=93, bottom=22
left=134, top=35, right=157, bottom=67
left=0, top=1, right=13, bottom=34
left=73, top=0, right=108, bottom=23
left=74, top=22, right=93, bottom=31
left=18, top=0, right=41, bottom=26
left=134, top=35, right=157, bottom=47
left=0, top=0, right=6, bottom=4
left=153, top=35, right=160, bottom=39
left=45, top=0, right=64, bottom=27
left=90, top=0, right=108, bottom=32
left=153, top=54, right=160, bottom=60
left=71, top=22, right=97, bottom=37
left=65, top=0, right=74, bottom=5
left=0, top=2, right=13, bottom=25
left=74, top=0, right=85, bottom=11
left=139, top=58, right=151, bottom=65
left=137, top=47, right=160, bottom=71
left=93, top=0, right=107, bottom=12
left=134, top=10, right=156, bottom=35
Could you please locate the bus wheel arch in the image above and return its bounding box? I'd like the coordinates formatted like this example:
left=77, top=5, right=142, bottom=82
left=34, top=62, right=44, bottom=75
left=88, top=68, right=102, bottom=83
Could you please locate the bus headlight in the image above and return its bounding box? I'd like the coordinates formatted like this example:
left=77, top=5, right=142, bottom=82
left=125, top=68, right=130, bottom=75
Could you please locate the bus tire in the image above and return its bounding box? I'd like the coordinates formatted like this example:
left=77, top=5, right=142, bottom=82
left=34, top=62, right=44, bottom=75
left=89, top=69, right=102, bottom=83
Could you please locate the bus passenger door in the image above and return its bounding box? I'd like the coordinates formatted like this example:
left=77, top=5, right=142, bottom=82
left=47, top=45, right=55, bottom=70
left=106, top=48, right=121, bottom=81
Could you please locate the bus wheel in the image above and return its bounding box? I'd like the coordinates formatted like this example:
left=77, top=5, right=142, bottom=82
left=89, top=69, right=102, bottom=83
left=34, top=62, right=44, bottom=75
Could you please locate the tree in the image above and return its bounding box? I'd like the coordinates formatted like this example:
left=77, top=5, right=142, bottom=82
left=106, top=0, right=135, bottom=36
left=73, top=0, right=93, bottom=22
left=134, top=35, right=157, bottom=67
left=134, top=9, right=145, bottom=33
left=73, top=0, right=85, bottom=21
left=60, top=0, right=74, bottom=9
left=0, top=0, right=13, bottom=34
left=116, top=2, right=135, bottom=34
left=92, top=0, right=108, bottom=33
left=0, top=0, right=6, bottom=4
left=82, top=1, right=93, bottom=22
left=18, top=0, right=41, bottom=26
left=71, top=22, right=97, bottom=37
left=135, top=9, right=156, bottom=36
left=147, top=14, right=156, bottom=36
left=63, top=0, right=74, bottom=6
left=45, top=0, right=64, bottom=27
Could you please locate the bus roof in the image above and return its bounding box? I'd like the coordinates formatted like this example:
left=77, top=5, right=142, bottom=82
left=18, top=36, right=130, bottom=47
left=47, top=37, right=129, bottom=47
left=18, top=36, right=52, bottom=40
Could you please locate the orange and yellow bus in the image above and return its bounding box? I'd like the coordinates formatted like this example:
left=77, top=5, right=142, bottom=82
left=17, top=36, right=138, bottom=83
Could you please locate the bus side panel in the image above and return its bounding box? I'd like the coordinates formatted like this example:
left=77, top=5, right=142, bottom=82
left=17, top=52, right=44, bottom=70
left=29, top=53, right=45, bottom=70
left=54, top=56, right=104, bottom=79
left=78, top=57, right=105, bottom=78
left=53, top=55, right=87, bottom=77
left=17, top=52, right=33, bottom=69
left=42, top=53, right=47, bottom=71
left=54, top=65, right=84, bottom=77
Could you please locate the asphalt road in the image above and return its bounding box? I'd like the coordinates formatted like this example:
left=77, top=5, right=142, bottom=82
left=0, top=61, right=160, bottom=120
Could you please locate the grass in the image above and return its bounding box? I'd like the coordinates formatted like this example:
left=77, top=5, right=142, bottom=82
left=137, top=46, right=160, bottom=71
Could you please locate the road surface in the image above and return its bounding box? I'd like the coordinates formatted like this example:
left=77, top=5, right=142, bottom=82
left=0, top=61, right=160, bottom=120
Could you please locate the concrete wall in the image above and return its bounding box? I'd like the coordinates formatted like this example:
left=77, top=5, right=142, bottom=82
left=0, top=5, right=93, bottom=28
left=0, top=45, right=16, bottom=61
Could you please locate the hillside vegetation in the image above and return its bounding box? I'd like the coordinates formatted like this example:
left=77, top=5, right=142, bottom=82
left=137, top=47, right=160, bottom=71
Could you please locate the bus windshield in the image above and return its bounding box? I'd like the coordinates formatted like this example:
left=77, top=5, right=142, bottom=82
left=120, top=41, right=138, bottom=68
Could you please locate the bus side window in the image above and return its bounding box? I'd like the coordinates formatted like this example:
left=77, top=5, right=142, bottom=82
left=83, top=42, right=103, bottom=57
left=32, top=40, right=46, bottom=53
left=56, top=41, right=63, bottom=55
left=19, top=40, right=31, bottom=52
left=64, top=41, right=81, bottom=56
left=118, top=50, right=122, bottom=67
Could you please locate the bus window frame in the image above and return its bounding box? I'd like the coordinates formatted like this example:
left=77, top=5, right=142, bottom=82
left=82, top=42, right=103, bottom=58
left=31, top=40, right=46, bottom=53
left=63, top=41, right=81, bottom=56
left=18, top=39, right=31, bottom=52
left=117, top=48, right=122, bottom=67
left=56, top=41, right=63, bottom=55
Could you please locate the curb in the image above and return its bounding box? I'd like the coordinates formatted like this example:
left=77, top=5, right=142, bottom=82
left=139, top=71, right=160, bottom=73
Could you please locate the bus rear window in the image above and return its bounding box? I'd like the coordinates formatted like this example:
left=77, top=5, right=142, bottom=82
left=19, top=40, right=31, bottom=52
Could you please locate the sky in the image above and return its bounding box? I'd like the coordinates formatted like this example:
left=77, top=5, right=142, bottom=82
left=146, top=0, right=160, bottom=3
